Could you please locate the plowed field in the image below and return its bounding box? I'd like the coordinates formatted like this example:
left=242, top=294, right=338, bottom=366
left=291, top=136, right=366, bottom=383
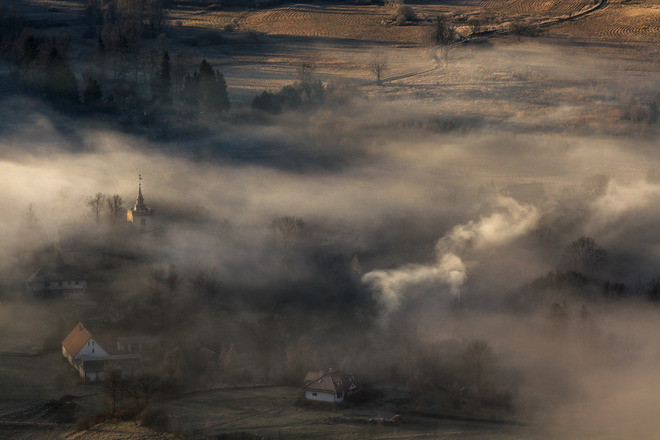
left=553, top=0, right=660, bottom=42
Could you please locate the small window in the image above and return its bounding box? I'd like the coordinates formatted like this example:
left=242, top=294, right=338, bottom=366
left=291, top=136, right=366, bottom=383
left=312, top=393, right=317, bottom=397
left=87, top=342, right=90, bottom=346
left=92, top=348, right=95, bottom=353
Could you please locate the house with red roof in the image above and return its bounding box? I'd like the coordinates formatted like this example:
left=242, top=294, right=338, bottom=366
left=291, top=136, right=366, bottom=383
left=61, top=322, right=141, bottom=382
left=62, top=322, right=109, bottom=364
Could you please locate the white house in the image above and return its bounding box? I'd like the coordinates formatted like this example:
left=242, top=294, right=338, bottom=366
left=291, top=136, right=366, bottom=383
left=303, top=369, right=358, bottom=403
left=61, top=322, right=142, bottom=382
left=62, top=322, right=109, bottom=364
left=26, top=252, right=87, bottom=298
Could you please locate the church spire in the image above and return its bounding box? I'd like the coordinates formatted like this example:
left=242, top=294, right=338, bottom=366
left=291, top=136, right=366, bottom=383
left=136, top=174, right=144, bottom=206
left=127, top=174, right=153, bottom=232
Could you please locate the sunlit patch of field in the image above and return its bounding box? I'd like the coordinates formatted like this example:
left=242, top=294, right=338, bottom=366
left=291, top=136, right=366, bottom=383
left=10, top=0, right=660, bottom=49
left=166, top=0, right=608, bottom=44
left=552, top=0, right=660, bottom=42
left=1, top=0, right=86, bottom=18
left=5, top=0, right=658, bottom=116
left=478, top=0, right=596, bottom=18
left=170, top=3, right=435, bottom=44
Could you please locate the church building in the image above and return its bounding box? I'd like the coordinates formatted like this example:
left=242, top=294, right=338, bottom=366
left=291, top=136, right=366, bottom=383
left=126, top=175, right=153, bottom=232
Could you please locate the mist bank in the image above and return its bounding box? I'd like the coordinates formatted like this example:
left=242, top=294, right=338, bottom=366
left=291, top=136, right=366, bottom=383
left=1, top=39, right=660, bottom=438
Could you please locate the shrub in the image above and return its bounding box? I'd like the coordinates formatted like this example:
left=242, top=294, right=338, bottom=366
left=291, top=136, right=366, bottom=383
left=468, top=17, right=482, bottom=33
left=138, top=406, right=169, bottom=432
left=252, top=90, right=282, bottom=114
left=251, top=80, right=325, bottom=114
left=396, top=5, right=416, bottom=20
left=509, top=20, right=541, bottom=38
left=620, top=96, right=652, bottom=123
left=77, top=413, right=106, bottom=431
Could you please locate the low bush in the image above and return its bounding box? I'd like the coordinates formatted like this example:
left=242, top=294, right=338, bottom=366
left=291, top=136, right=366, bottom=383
left=138, top=405, right=169, bottom=432
left=252, top=80, right=325, bottom=114
left=396, top=5, right=416, bottom=20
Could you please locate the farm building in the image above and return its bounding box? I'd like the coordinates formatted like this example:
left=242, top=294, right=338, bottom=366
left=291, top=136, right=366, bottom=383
left=26, top=251, right=87, bottom=298
left=116, top=335, right=160, bottom=354
left=303, top=369, right=358, bottom=403
left=61, top=322, right=144, bottom=382
left=61, top=322, right=109, bottom=364
left=76, top=356, right=142, bottom=382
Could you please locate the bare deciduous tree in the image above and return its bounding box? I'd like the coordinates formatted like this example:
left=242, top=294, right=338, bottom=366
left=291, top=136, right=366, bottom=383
left=370, top=51, right=387, bottom=86
left=107, top=194, right=124, bottom=225
left=270, top=215, right=307, bottom=248
left=172, top=50, right=191, bottom=99
left=163, top=347, right=185, bottom=390
left=191, top=268, right=221, bottom=299
left=429, top=15, right=456, bottom=63
left=468, top=17, right=482, bottom=34
left=103, top=362, right=126, bottom=414
left=146, top=0, right=166, bottom=30
left=219, top=343, right=237, bottom=381
left=149, top=264, right=181, bottom=324
left=87, top=192, right=107, bottom=224
left=647, top=275, right=660, bottom=301
left=22, top=203, right=39, bottom=233
left=562, top=236, right=607, bottom=275
left=130, top=372, right=162, bottom=407
left=296, top=52, right=318, bottom=84
left=461, top=339, right=493, bottom=395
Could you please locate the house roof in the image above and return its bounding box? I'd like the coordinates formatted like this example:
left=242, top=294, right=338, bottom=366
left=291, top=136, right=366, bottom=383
left=303, top=370, right=357, bottom=394
left=304, top=370, right=325, bottom=384
left=62, top=321, right=112, bottom=357
left=62, top=322, right=92, bottom=357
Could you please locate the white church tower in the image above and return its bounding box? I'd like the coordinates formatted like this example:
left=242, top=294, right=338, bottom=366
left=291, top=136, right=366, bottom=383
left=127, top=174, right=153, bottom=233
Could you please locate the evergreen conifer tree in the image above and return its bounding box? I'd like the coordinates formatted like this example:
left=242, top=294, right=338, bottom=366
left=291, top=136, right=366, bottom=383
left=151, top=49, right=172, bottom=104
left=44, top=47, right=79, bottom=105
left=83, top=75, right=102, bottom=105
left=198, top=59, right=229, bottom=112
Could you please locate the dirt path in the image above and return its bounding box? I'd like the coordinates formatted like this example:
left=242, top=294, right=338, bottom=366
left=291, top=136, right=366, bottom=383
left=463, top=0, right=609, bottom=41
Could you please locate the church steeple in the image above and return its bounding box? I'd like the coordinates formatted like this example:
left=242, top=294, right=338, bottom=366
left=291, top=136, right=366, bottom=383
left=136, top=174, right=145, bottom=208
left=127, top=174, right=153, bottom=232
